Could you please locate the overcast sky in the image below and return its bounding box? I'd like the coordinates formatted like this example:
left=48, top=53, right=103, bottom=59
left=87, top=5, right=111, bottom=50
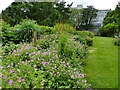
left=0, top=0, right=119, bottom=13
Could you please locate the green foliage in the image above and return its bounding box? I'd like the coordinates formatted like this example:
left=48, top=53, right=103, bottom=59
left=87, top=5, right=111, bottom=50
left=81, top=6, right=98, bottom=30
left=98, top=23, right=118, bottom=37
left=1, top=19, right=19, bottom=45
left=1, top=32, right=91, bottom=88
left=69, top=9, right=83, bottom=26
left=2, top=2, right=60, bottom=27
left=114, top=37, right=120, bottom=46
left=55, top=1, right=73, bottom=23
left=99, top=2, right=120, bottom=37
left=14, top=19, right=41, bottom=43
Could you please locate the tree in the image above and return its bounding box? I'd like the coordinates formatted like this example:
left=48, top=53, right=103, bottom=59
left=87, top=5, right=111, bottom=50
left=114, top=1, right=120, bottom=32
left=81, top=6, right=98, bottom=30
left=98, top=1, right=120, bottom=37
left=69, top=8, right=83, bottom=28
left=55, top=1, right=73, bottom=23
left=2, top=2, right=60, bottom=27
left=103, top=11, right=116, bottom=25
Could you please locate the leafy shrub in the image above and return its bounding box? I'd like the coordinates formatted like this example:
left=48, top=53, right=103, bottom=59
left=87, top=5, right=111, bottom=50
left=114, top=37, right=120, bottom=46
left=98, top=23, right=118, bottom=37
left=14, top=19, right=55, bottom=43
left=14, top=19, right=41, bottom=43
left=1, top=19, right=19, bottom=45
left=1, top=32, right=91, bottom=88
left=75, top=31, right=94, bottom=38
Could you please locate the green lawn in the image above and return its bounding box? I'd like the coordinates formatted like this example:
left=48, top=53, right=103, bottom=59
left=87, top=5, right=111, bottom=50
left=84, top=36, right=118, bottom=88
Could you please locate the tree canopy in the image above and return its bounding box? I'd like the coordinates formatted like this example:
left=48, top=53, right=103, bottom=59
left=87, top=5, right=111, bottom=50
left=2, top=2, right=60, bottom=27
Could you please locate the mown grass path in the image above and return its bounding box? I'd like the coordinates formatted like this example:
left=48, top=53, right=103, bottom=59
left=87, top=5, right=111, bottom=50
left=84, top=36, right=118, bottom=88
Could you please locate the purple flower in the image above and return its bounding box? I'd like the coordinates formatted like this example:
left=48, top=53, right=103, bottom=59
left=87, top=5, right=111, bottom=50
left=31, top=81, right=34, bottom=83
left=18, top=86, right=21, bottom=88
left=38, top=51, right=40, bottom=54
left=53, top=57, right=55, bottom=58
left=22, top=79, right=25, bottom=81
left=17, top=69, right=20, bottom=73
left=42, top=58, right=44, bottom=60
left=71, top=75, right=74, bottom=78
left=9, top=79, right=13, bottom=85
left=14, top=84, right=16, bottom=86
left=13, top=50, right=16, bottom=52
left=63, top=72, right=66, bottom=75
left=0, top=75, right=2, bottom=77
left=33, top=64, right=37, bottom=67
left=26, top=52, right=29, bottom=54
left=31, top=60, right=34, bottom=62
left=15, top=65, right=17, bottom=67
left=61, top=61, right=65, bottom=63
left=11, top=63, right=13, bottom=65
left=18, top=79, right=21, bottom=82
left=3, top=76, right=7, bottom=79
left=38, top=58, right=40, bottom=60
left=52, top=60, right=54, bottom=62
left=22, top=61, right=24, bottom=63
left=57, top=72, right=59, bottom=74
left=74, top=68, right=76, bottom=71
left=9, top=69, right=14, bottom=74
left=35, top=68, right=38, bottom=71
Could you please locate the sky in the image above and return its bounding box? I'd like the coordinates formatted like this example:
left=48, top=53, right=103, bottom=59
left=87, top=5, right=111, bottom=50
left=0, top=0, right=119, bottom=13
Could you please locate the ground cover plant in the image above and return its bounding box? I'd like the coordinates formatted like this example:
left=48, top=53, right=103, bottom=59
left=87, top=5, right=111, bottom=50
left=1, top=22, right=93, bottom=88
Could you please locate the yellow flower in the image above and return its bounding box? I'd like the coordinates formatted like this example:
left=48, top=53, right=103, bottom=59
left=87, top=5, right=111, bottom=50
left=74, top=26, right=76, bottom=30
left=67, top=27, right=69, bottom=30
left=1, top=19, right=3, bottom=21
left=60, top=28, right=62, bottom=33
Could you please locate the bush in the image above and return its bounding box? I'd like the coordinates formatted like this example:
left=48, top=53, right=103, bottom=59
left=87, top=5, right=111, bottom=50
left=14, top=19, right=41, bottom=43
left=114, top=37, right=120, bottom=46
left=1, top=33, right=91, bottom=88
left=98, top=23, right=118, bottom=37
left=1, top=19, right=19, bottom=45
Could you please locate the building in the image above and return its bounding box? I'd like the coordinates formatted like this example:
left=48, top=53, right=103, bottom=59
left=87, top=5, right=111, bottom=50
left=72, top=5, right=111, bottom=34
left=72, top=4, right=83, bottom=9
left=92, top=9, right=111, bottom=34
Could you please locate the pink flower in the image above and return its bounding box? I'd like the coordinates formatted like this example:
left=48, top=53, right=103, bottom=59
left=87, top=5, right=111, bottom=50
left=18, top=79, right=21, bottom=82
left=13, top=50, right=16, bottom=52
left=61, top=61, right=65, bottom=63
left=8, top=79, right=13, bottom=85
left=38, top=51, right=40, bottom=54
left=9, top=69, right=14, bottom=74
left=26, top=52, right=29, bottom=54
left=22, top=79, right=25, bottom=81
left=71, top=75, right=74, bottom=78
left=31, top=60, right=34, bottom=62
left=17, top=69, right=20, bottom=72
left=3, top=76, right=7, bottom=79
left=74, top=68, right=76, bottom=71
left=18, top=86, right=21, bottom=88
left=63, top=72, right=66, bottom=75
left=31, top=81, right=34, bottom=83
left=14, top=84, right=16, bottom=86
left=38, top=58, right=40, bottom=60
left=53, top=57, right=55, bottom=58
